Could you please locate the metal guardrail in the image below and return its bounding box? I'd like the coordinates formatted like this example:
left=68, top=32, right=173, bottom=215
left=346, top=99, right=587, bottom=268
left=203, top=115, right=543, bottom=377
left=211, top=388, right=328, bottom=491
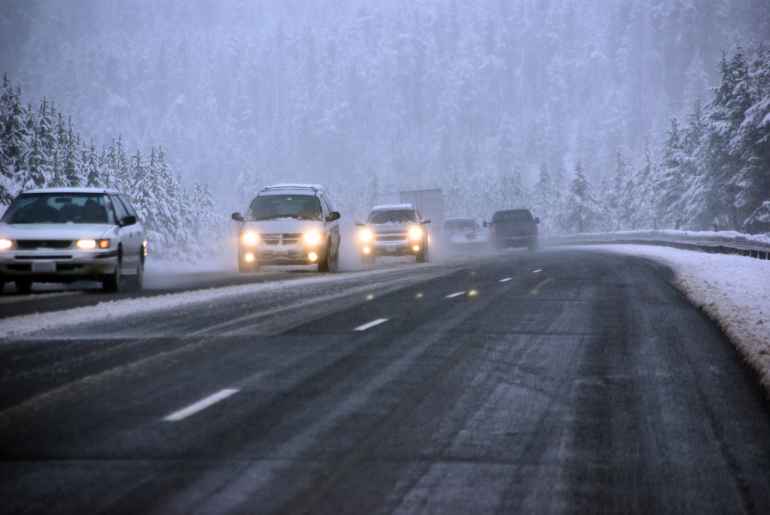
left=546, top=234, right=770, bottom=261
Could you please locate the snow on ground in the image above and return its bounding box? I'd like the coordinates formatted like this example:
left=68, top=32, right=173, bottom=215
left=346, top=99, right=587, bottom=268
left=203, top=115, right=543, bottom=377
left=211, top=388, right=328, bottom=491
left=580, top=244, right=770, bottom=393
left=561, top=229, right=770, bottom=247
left=0, top=265, right=441, bottom=339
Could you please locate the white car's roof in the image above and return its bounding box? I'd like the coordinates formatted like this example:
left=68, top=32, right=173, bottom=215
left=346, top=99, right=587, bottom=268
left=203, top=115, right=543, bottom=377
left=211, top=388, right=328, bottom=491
left=23, top=187, right=120, bottom=195
left=371, top=203, right=414, bottom=211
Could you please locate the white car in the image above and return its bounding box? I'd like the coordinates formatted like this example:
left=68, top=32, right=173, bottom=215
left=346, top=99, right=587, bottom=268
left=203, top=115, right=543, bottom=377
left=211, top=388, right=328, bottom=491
left=0, top=188, right=147, bottom=293
left=231, top=184, right=342, bottom=272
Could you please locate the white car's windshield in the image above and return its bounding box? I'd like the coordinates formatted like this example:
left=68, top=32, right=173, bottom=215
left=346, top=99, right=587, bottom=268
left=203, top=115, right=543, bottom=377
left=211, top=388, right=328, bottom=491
left=248, top=194, right=322, bottom=221
left=2, top=193, right=115, bottom=224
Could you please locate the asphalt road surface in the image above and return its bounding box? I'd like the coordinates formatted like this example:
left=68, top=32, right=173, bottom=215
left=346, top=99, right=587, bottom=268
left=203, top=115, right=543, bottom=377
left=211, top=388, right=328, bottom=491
left=1, top=249, right=769, bottom=514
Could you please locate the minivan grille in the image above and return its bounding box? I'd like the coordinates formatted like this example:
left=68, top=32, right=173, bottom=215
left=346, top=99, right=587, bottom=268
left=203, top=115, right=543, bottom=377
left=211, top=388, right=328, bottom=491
left=262, top=233, right=302, bottom=245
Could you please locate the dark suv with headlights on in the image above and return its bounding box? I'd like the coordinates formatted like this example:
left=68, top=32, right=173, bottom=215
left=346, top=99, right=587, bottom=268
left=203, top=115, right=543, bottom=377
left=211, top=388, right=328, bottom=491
left=231, top=184, right=341, bottom=273
left=356, top=204, right=430, bottom=264
left=486, top=209, right=539, bottom=251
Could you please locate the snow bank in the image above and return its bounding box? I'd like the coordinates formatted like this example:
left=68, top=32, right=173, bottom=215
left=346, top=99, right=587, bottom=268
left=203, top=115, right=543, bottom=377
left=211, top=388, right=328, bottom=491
left=582, top=245, right=770, bottom=393
left=556, top=229, right=770, bottom=248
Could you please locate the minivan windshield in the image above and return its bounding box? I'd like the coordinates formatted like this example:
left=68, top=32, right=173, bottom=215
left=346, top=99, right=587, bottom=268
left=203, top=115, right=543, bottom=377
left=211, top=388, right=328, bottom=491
left=368, top=209, right=416, bottom=224
left=1, top=193, right=115, bottom=224
left=248, top=194, right=322, bottom=221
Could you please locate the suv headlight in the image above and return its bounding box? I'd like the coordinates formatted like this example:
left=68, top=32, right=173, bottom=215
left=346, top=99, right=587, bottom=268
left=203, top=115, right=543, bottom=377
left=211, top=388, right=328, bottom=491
left=303, top=229, right=323, bottom=247
left=408, top=225, right=424, bottom=241
left=0, top=238, right=13, bottom=251
left=241, top=231, right=260, bottom=246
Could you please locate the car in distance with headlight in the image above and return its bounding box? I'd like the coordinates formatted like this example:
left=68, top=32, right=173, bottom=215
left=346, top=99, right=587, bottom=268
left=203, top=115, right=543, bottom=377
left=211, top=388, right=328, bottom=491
left=443, top=217, right=485, bottom=251
left=231, top=184, right=341, bottom=272
left=0, top=187, right=147, bottom=293
left=485, top=208, right=539, bottom=251
left=356, top=203, right=430, bottom=264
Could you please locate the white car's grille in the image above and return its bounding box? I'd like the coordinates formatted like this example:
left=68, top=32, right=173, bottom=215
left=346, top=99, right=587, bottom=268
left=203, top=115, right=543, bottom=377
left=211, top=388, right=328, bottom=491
left=15, top=240, right=73, bottom=250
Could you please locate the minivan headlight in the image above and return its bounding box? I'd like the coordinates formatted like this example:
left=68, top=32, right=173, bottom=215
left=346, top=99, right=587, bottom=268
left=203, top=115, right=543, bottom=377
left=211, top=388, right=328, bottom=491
left=357, top=227, right=374, bottom=243
left=303, top=229, right=322, bottom=247
left=241, top=231, right=260, bottom=246
left=0, top=238, right=13, bottom=251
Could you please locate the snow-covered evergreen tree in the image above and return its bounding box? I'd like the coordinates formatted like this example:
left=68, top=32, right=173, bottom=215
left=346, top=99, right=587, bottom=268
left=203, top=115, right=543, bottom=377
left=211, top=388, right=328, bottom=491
left=561, top=162, right=605, bottom=233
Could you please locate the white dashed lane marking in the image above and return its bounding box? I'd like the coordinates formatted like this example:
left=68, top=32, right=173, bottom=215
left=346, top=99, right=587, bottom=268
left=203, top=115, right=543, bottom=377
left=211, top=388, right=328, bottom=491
left=445, top=291, right=466, bottom=299
left=532, top=269, right=543, bottom=274
left=164, top=388, right=239, bottom=422
left=530, top=278, right=554, bottom=295
left=354, top=318, right=389, bottom=331
left=499, top=277, right=512, bottom=283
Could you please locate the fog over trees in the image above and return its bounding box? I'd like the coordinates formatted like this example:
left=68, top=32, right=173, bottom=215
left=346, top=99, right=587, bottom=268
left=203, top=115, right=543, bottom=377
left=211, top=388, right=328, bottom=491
left=1, top=0, right=769, bottom=239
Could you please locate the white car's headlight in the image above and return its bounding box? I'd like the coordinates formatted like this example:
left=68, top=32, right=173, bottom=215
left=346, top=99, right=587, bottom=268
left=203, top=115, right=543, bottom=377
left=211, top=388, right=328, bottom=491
left=303, top=229, right=323, bottom=247
left=357, top=227, right=374, bottom=243
left=408, top=225, right=424, bottom=241
left=241, top=231, right=260, bottom=246
left=0, top=238, right=13, bottom=251
left=76, top=239, right=110, bottom=250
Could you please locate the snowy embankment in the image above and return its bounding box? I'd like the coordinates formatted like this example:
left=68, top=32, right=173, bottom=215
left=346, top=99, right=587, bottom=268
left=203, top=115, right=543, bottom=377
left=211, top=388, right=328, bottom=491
left=551, top=229, right=770, bottom=251
left=583, top=245, right=770, bottom=393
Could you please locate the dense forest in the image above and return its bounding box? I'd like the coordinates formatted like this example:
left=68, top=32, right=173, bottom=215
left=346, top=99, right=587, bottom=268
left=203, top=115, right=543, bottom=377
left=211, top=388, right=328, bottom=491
left=0, top=77, right=221, bottom=259
left=1, top=0, right=769, bottom=245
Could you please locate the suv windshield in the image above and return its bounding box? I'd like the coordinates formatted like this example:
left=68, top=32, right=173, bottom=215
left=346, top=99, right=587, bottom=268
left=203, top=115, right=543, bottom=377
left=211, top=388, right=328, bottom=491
left=368, top=209, right=416, bottom=224
left=248, top=194, right=322, bottom=221
left=2, top=193, right=115, bottom=224
left=493, top=210, right=533, bottom=223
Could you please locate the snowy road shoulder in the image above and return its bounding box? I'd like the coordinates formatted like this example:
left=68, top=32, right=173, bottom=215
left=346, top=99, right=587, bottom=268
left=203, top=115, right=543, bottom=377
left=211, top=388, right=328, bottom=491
left=577, top=245, right=770, bottom=394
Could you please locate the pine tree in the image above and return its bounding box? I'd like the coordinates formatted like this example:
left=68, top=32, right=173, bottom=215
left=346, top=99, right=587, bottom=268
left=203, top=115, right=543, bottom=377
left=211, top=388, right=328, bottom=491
left=656, top=118, right=686, bottom=228
left=561, top=162, right=604, bottom=233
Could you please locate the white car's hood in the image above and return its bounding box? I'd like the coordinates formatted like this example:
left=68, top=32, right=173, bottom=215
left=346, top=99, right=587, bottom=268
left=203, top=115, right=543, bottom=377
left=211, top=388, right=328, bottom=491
left=242, top=218, right=324, bottom=234
left=0, top=223, right=115, bottom=240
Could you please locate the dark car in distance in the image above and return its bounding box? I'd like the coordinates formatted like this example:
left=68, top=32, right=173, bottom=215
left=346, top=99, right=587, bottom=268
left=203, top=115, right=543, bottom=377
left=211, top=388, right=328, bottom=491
left=486, top=209, right=539, bottom=251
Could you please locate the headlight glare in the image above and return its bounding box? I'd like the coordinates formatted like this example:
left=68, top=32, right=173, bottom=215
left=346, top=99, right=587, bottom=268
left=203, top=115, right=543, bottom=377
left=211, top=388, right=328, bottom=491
left=358, top=227, right=374, bottom=243
left=408, top=225, right=424, bottom=241
left=241, top=231, right=260, bottom=246
left=0, top=238, right=13, bottom=251
left=303, top=229, right=323, bottom=246
left=76, top=239, right=97, bottom=250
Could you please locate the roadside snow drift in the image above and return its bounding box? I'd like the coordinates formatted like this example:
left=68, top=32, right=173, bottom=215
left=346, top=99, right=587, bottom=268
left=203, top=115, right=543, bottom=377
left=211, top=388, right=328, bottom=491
left=583, top=245, right=770, bottom=393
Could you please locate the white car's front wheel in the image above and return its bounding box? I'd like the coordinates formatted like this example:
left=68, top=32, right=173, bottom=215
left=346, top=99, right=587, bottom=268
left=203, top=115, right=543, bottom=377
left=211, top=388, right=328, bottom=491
left=103, top=254, right=122, bottom=293
left=134, top=255, right=144, bottom=290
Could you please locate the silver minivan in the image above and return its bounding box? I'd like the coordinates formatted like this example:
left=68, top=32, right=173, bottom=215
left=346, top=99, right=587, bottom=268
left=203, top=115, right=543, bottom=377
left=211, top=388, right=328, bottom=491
left=0, top=188, right=147, bottom=293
